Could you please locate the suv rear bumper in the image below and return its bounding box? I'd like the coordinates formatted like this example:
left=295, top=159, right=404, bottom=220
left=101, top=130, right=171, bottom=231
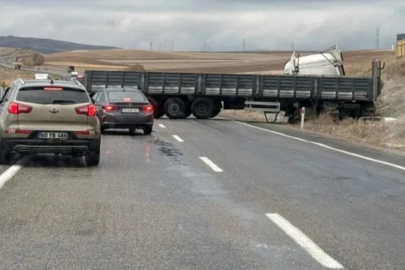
left=1, top=139, right=100, bottom=154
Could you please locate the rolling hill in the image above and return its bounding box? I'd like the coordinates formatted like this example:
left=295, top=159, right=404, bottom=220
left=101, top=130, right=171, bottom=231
left=0, top=35, right=119, bottom=54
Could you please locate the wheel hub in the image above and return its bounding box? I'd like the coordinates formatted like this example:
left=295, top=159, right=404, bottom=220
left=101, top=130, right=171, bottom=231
left=169, top=104, right=180, bottom=114
left=197, top=103, right=208, bottom=114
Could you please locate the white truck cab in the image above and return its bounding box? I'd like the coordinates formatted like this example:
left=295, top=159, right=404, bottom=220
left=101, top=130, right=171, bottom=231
left=34, top=73, right=50, bottom=80
left=284, top=45, right=345, bottom=76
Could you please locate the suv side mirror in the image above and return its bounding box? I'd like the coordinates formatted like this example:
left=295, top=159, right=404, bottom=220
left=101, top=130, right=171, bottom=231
left=91, top=98, right=95, bottom=104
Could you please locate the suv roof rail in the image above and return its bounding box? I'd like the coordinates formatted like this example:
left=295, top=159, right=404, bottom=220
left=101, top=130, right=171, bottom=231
left=17, top=78, right=25, bottom=85
left=74, top=79, right=83, bottom=87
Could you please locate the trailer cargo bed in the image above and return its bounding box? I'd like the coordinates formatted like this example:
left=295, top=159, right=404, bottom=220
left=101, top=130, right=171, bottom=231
left=84, top=60, right=383, bottom=122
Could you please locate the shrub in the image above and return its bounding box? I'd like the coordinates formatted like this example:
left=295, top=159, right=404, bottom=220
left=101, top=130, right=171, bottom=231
left=21, top=53, right=45, bottom=66
left=124, top=64, right=145, bottom=71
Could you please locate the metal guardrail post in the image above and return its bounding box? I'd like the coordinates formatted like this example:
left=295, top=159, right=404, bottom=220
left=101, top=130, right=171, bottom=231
left=301, top=107, right=305, bottom=129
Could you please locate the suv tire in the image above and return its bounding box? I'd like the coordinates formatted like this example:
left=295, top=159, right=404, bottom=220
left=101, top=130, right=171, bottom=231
left=0, top=148, right=11, bottom=165
left=85, top=141, right=100, bottom=166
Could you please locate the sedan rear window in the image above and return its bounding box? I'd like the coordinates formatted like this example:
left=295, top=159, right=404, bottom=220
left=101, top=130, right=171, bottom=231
left=107, top=91, right=146, bottom=102
left=16, top=87, right=90, bottom=104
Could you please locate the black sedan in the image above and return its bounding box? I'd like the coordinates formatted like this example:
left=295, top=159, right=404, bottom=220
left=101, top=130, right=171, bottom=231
left=92, top=88, right=154, bottom=135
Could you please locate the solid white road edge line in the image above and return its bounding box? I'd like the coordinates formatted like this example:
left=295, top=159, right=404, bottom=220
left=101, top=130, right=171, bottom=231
left=266, top=213, right=344, bottom=269
left=158, top=124, right=166, bottom=128
left=173, top=135, right=184, bottom=142
left=233, top=120, right=405, bottom=172
left=0, top=157, right=28, bottom=189
left=199, top=157, right=223, bottom=172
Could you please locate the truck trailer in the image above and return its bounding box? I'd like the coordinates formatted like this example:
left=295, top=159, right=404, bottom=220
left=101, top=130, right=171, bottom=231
left=83, top=59, right=384, bottom=123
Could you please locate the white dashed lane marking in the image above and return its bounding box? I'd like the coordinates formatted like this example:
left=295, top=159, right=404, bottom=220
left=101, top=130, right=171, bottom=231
left=172, top=135, right=184, bottom=142
left=266, top=213, right=344, bottom=269
left=0, top=157, right=28, bottom=190
left=199, top=157, right=223, bottom=172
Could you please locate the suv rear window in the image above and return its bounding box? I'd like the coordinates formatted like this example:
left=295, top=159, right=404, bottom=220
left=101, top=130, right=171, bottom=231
left=16, top=87, right=90, bottom=104
left=107, top=91, right=146, bottom=102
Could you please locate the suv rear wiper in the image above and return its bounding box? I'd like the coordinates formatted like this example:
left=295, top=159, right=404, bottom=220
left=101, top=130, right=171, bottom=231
left=52, top=100, right=76, bottom=104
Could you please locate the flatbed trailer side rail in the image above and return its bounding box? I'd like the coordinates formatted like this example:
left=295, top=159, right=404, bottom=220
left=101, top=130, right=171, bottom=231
left=84, top=60, right=382, bottom=103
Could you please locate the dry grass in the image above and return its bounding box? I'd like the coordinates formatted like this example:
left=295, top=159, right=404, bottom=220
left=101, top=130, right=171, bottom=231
left=124, top=64, right=146, bottom=71
left=0, top=68, right=34, bottom=85
left=297, top=114, right=405, bottom=150
left=44, top=48, right=397, bottom=75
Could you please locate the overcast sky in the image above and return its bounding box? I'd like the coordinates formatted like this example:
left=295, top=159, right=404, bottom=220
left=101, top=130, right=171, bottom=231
left=0, top=0, right=404, bottom=51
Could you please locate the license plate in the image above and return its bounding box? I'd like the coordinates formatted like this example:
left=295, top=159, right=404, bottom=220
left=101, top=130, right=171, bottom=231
left=122, top=108, right=139, bottom=113
left=38, top=132, right=68, bottom=140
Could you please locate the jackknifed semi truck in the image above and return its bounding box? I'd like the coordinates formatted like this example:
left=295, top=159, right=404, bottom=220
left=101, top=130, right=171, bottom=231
left=83, top=59, right=384, bottom=123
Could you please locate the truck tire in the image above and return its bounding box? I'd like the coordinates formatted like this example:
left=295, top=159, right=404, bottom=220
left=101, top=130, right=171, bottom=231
left=191, top=97, right=215, bottom=119
left=185, top=107, right=192, bottom=118
left=212, top=100, right=222, bottom=117
left=164, top=98, right=187, bottom=119
left=212, top=109, right=221, bottom=118
left=148, top=97, right=164, bottom=119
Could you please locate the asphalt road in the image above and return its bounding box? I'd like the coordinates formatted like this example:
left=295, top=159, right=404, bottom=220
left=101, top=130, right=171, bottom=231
left=0, top=116, right=404, bottom=270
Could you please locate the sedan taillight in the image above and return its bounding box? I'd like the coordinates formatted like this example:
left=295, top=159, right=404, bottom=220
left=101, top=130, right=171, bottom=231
left=143, top=104, right=153, bottom=113
left=102, top=104, right=118, bottom=111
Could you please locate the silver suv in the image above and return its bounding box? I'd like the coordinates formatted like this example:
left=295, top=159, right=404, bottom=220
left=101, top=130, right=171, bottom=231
left=0, top=78, right=101, bottom=166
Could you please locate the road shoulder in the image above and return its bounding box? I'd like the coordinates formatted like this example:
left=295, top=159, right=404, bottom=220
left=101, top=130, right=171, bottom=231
left=219, top=113, right=405, bottom=167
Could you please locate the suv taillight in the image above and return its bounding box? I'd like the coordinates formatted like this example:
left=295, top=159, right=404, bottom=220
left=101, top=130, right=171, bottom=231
left=75, top=104, right=96, bottom=116
left=8, top=102, right=33, bottom=114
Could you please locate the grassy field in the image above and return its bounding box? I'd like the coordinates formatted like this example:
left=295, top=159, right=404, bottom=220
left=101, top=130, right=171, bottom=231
left=0, top=68, right=35, bottom=85
left=44, top=48, right=396, bottom=75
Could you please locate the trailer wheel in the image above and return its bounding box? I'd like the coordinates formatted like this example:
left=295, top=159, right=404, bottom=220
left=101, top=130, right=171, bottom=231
left=212, top=109, right=221, bottom=118
left=164, top=98, right=187, bottom=119
left=148, top=97, right=164, bottom=119
left=212, top=100, right=222, bottom=118
left=185, top=106, right=192, bottom=118
left=191, top=97, right=215, bottom=119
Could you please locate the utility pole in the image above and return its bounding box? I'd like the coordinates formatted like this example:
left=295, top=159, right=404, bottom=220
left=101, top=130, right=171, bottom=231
left=243, top=38, right=245, bottom=51
left=207, top=43, right=210, bottom=52
left=204, top=41, right=206, bottom=52
left=149, top=42, right=152, bottom=50
left=159, top=43, right=161, bottom=51
left=376, top=28, right=380, bottom=49
left=171, top=41, right=174, bottom=51
left=292, top=42, right=294, bottom=51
